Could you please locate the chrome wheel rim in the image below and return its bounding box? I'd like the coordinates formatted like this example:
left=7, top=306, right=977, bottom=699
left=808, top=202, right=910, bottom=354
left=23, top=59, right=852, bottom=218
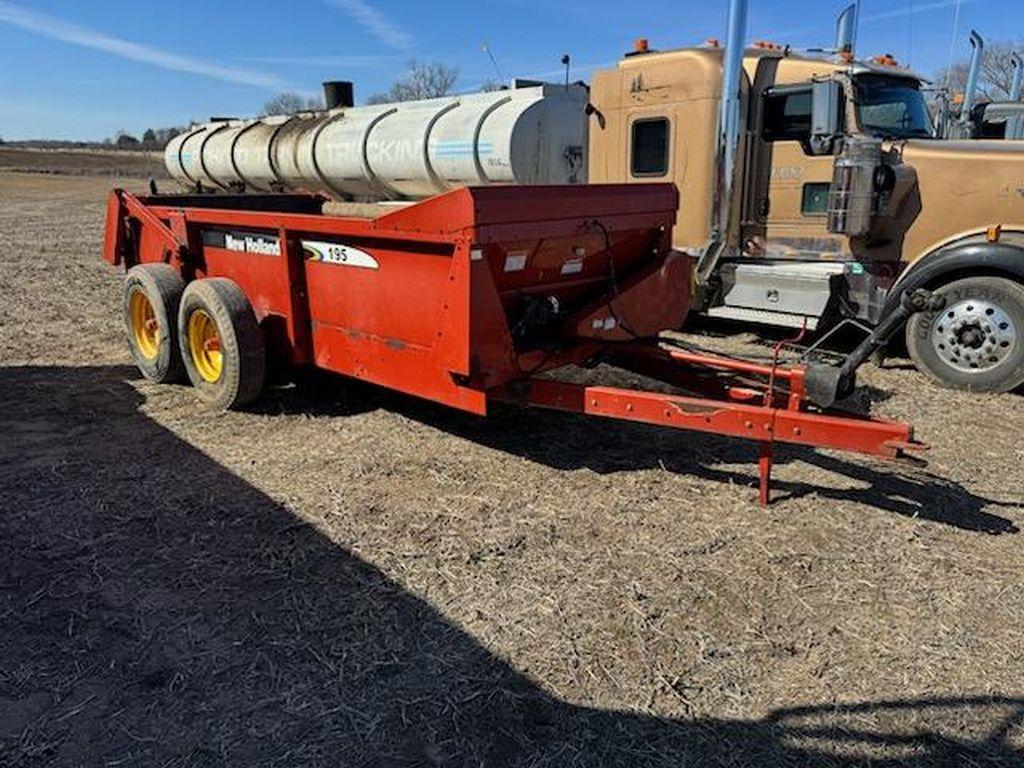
left=930, top=298, right=1016, bottom=373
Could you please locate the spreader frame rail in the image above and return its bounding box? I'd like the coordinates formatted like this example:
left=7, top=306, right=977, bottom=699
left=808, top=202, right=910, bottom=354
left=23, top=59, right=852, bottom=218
left=493, top=343, right=924, bottom=504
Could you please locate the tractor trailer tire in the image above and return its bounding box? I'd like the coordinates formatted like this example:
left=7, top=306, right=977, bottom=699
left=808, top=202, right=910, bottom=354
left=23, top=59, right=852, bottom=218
left=177, top=278, right=266, bottom=410
left=905, top=275, right=1024, bottom=393
left=122, top=264, right=186, bottom=383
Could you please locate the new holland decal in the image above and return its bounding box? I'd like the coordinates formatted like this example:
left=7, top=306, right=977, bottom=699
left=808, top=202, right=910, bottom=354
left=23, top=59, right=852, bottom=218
left=202, top=229, right=281, bottom=256
left=302, top=240, right=379, bottom=269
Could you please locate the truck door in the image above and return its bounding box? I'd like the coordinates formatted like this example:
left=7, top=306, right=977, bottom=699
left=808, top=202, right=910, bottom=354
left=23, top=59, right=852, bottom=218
left=749, top=83, right=846, bottom=261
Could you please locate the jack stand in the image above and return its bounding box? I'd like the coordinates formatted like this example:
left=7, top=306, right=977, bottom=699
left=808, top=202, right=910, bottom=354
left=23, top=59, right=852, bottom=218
left=759, top=441, right=774, bottom=506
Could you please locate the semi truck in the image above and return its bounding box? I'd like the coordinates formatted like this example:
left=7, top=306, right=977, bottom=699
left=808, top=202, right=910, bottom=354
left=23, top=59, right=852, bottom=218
left=970, top=100, right=1024, bottom=140
left=164, top=1, right=1024, bottom=393
left=936, top=32, right=1024, bottom=140
left=586, top=8, right=1024, bottom=394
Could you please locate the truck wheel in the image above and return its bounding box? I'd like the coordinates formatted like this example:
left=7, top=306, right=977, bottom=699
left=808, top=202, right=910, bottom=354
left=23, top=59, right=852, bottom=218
left=905, top=275, right=1024, bottom=393
left=177, top=278, right=266, bottom=410
left=123, top=264, right=186, bottom=383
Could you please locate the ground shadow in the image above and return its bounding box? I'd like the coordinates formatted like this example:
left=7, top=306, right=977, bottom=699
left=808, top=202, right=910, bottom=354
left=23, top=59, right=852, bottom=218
left=256, top=369, right=1019, bottom=535
left=1, top=365, right=1021, bottom=766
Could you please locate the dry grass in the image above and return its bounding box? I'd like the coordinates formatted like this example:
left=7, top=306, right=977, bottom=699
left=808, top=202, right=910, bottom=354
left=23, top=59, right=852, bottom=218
left=0, top=147, right=166, bottom=180
left=1, top=169, right=1023, bottom=766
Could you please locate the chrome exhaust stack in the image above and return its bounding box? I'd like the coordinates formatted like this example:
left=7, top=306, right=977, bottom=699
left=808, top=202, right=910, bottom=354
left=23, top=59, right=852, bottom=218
left=960, top=30, right=985, bottom=129
left=1009, top=53, right=1023, bottom=102
left=834, top=3, right=859, bottom=61
left=1006, top=53, right=1024, bottom=140
left=697, top=0, right=750, bottom=285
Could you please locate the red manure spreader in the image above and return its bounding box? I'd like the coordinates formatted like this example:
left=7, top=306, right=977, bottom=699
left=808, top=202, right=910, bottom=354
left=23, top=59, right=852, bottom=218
left=102, top=182, right=927, bottom=503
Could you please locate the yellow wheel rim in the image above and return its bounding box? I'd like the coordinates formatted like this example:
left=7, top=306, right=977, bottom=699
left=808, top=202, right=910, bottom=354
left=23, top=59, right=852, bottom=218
left=129, top=289, right=160, bottom=360
left=187, top=309, right=223, bottom=383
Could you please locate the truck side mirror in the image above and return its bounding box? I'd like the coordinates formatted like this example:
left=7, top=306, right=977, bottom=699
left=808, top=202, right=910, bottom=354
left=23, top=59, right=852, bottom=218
left=809, top=80, right=844, bottom=155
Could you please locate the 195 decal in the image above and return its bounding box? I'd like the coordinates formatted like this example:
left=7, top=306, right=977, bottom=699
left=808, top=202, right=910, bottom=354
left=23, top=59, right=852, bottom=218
left=302, top=240, right=379, bottom=269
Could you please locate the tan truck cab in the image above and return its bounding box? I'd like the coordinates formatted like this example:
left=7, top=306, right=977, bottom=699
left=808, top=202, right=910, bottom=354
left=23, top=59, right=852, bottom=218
left=588, top=41, right=1024, bottom=392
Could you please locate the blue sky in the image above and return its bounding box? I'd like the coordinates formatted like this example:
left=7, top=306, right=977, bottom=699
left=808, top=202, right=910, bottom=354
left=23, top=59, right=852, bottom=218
left=0, top=0, right=1017, bottom=140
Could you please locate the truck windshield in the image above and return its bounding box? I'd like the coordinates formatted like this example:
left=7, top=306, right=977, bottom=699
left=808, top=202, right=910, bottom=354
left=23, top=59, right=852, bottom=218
left=853, top=75, right=934, bottom=139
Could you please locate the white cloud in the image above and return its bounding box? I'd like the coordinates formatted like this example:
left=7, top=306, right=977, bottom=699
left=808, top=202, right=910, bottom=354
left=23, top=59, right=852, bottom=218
left=244, top=54, right=400, bottom=67
left=0, top=1, right=291, bottom=90
left=860, top=0, right=974, bottom=24
left=325, top=0, right=414, bottom=52
left=767, top=0, right=980, bottom=41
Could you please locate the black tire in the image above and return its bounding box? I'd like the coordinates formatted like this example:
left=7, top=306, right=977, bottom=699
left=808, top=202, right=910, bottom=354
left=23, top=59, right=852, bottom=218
left=122, top=264, right=186, bottom=383
left=906, top=275, right=1024, bottom=393
left=177, top=278, right=266, bottom=410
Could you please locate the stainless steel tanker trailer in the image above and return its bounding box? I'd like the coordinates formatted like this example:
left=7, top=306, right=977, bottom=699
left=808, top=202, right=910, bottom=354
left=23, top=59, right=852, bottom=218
left=165, top=82, right=589, bottom=200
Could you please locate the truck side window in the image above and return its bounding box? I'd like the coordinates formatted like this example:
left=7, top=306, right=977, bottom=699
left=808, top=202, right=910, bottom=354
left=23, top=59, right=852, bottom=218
left=762, top=88, right=813, bottom=143
left=631, top=118, right=669, bottom=177
left=801, top=183, right=830, bottom=216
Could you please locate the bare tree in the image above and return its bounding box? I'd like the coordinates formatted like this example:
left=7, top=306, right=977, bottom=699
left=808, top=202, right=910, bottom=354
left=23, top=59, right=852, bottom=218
left=366, top=60, right=459, bottom=104
left=261, top=92, right=325, bottom=116
left=479, top=78, right=506, bottom=92
left=935, top=40, right=1023, bottom=101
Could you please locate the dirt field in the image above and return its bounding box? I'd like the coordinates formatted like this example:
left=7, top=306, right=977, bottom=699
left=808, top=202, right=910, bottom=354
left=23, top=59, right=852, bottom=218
left=0, top=147, right=166, bottom=180
left=1, top=168, right=1023, bottom=767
